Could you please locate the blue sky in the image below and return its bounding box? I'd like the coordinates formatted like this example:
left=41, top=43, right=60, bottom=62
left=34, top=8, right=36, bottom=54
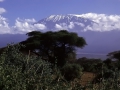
left=1, top=0, right=120, bottom=25
left=0, top=0, right=120, bottom=34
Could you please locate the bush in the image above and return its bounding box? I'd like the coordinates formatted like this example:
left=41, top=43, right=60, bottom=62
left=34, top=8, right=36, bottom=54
left=61, top=63, right=83, bottom=81
left=0, top=44, right=53, bottom=90
left=0, top=44, right=85, bottom=90
left=76, top=58, right=102, bottom=73
left=2, top=43, right=120, bottom=89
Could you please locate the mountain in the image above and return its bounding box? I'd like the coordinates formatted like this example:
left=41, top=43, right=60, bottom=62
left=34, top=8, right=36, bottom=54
left=37, top=14, right=95, bottom=32
left=1, top=14, right=120, bottom=59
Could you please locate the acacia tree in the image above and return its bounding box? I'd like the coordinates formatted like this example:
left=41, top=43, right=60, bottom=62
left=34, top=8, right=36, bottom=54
left=20, top=30, right=87, bottom=67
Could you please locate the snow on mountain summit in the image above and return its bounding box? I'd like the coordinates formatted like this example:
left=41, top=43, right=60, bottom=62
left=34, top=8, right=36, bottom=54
left=44, top=14, right=89, bottom=22
left=46, top=15, right=67, bottom=21
left=37, top=14, right=94, bottom=31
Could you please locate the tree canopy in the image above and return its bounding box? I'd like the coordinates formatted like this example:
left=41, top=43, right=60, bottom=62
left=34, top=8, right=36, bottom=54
left=20, top=30, right=87, bottom=67
left=107, top=50, right=120, bottom=60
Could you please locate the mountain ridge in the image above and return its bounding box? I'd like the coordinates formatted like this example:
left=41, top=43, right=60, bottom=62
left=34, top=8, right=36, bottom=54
left=37, top=14, right=95, bottom=31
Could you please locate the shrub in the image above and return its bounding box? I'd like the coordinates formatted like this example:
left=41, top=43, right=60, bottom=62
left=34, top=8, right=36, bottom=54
left=0, top=44, right=53, bottom=90
left=76, top=58, right=102, bottom=72
left=61, top=63, right=83, bottom=81
left=0, top=43, right=85, bottom=90
left=2, top=43, right=120, bottom=89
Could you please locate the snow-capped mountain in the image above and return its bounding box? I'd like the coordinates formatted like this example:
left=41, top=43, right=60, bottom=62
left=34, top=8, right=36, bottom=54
left=36, top=14, right=95, bottom=32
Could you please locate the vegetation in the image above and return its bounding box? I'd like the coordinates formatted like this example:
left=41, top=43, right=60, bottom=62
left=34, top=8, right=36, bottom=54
left=61, top=63, right=83, bottom=81
left=20, top=30, right=87, bottom=67
left=0, top=44, right=84, bottom=90
left=107, top=50, right=120, bottom=60
left=0, top=30, right=120, bottom=89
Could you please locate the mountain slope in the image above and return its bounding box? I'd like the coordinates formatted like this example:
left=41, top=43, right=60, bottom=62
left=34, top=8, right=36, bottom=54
left=37, top=14, right=95, bottom=31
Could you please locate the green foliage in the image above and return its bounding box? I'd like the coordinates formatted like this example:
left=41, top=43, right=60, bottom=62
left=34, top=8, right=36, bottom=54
left=20, top=30, right=87, bottom=67
left=0, top=44, right=52, bottom=90
left=1, top=44, right=120, bottom=89
left=76, top=58, right=102, bottom=72
left=0, top=44, right=86, bottom=90
left=61, top=63, right=83, bottom=81
left=67, top=52, right=76, bottom=63
left=107, top=50, right=120, bottom=60
left=103, top=58, right=116, bottom=70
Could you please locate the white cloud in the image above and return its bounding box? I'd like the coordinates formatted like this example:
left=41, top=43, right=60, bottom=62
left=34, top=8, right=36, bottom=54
left=0, top=8, right=6, bottom=14
left=34, top=24, right=47, bottom=30
left=0, top=16, right=47, bottom=34
left=75, top=22, right=85, bottom=27
left=68, top=22, right=74, bottom=29
left=55, top=23, right=69, bottom=30
left=0, top=0, right=4, bottom=2
left=55, top=22, right=75, bottom=30
left=0, top=15, right=11, bottom=34
left=74, top=13, right=120, bottom=32
left=55, top=24, right=63, bottom=29
left=12, top=18, right=47, bottom=34
left=0, top=0, right=6, bottom=14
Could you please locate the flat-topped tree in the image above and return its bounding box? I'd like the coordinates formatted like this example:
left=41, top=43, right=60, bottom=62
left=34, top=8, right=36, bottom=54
left=20, top=30, right=87, bottom=67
